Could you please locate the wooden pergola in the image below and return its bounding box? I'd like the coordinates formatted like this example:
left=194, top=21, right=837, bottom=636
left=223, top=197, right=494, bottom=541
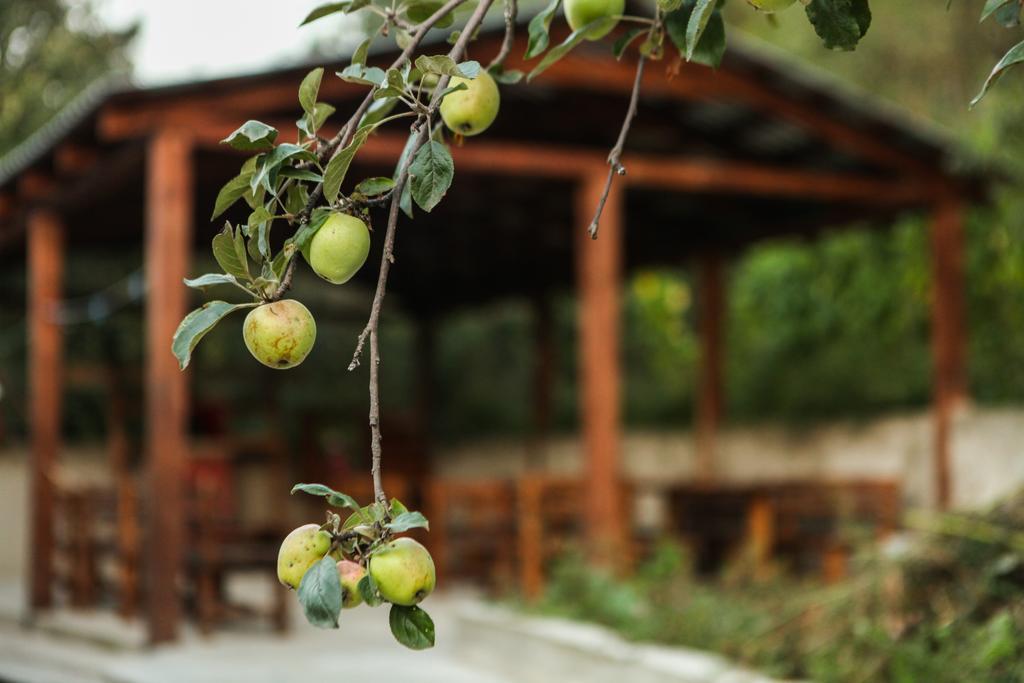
left=0, top=25, right=983, bottom=644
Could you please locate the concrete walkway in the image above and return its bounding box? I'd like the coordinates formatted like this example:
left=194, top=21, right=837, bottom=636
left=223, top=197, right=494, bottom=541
left=0, top=589, right=513, bottom=683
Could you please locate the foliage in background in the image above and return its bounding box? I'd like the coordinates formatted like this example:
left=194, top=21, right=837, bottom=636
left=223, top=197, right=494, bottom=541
left=0, top=0, right=135, bottom=157
left=535, top=491, right=1024, bottom=681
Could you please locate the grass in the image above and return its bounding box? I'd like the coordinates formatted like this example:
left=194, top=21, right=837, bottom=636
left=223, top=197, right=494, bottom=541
left=530, top=493, right=1024, bottom=682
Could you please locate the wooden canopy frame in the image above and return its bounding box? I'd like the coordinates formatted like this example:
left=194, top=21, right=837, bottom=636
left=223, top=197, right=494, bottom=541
left=1, top=26, right=978, bottom=644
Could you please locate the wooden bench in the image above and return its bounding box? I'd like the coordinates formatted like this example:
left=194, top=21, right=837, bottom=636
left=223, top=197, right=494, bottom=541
left=667, top=479, right=902, bottom=581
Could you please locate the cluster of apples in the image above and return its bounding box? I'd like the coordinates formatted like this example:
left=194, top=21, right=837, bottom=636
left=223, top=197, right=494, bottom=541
left=242, top=211, right=370, bottom=370
left=278, top=524, right=436, bottom=609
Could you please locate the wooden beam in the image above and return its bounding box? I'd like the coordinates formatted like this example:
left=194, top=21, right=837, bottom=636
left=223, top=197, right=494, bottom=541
left=695, top=253, right=724, bottom=483
left=54, top=144, right=99, bottom=176
left=0, top=193, right=13, bottom=220
left=576, top=171, right=624, bottom=561
left=144, top=128, right=193, bottom=644
left=27, top=209, right=64, bottom=611
left=98, top=29, right=933, bottom=179
left=930, top=197, right=967, bottom=509
left=180, top=115, right=936, bottom=204
left=18, top=172, right=55, bottom=203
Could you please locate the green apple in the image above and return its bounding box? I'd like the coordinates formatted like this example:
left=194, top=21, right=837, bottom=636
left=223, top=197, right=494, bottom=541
left=564, top=0, right=624, bottom=40
left=277, top=524, right=332, bottom=589
left=303, top=212, right=371, bottom=285
left=337, top=560, right=366, bottom=608
left=439, top=70, right=500, bottom=137
left=242, top=299, right=316, bottom=369
left=368, top=537, right=436, bottom=606
left=746, top=0, right=797, bottom=11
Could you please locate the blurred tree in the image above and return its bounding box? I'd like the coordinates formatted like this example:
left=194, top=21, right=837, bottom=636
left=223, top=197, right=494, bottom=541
left=0, top=0, right=135, bottom=156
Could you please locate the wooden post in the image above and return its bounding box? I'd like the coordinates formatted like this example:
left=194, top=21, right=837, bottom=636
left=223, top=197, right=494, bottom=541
left=746, top=494, right=775, bottom=580
left=27, top=208, right=64, bottom=611
left=517, top=476, right=545, bottom=600
left=929, top=197, right=968, bottom=510
left=144, top=129, right=193, bottom=644
left=576, top=172, right=624, bottom=561
left=695, top=254, right=724, bottom=482
left=527, top=294, right=555, bottom=470
left=414, top=317, right=436, bottom=476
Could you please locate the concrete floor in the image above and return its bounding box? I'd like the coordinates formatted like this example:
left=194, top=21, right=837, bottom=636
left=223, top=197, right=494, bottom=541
left=0, top=584, right=513, bottom=683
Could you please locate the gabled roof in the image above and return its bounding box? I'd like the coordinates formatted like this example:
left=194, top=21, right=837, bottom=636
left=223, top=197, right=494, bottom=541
left=0, top=21, right=990, bottom=313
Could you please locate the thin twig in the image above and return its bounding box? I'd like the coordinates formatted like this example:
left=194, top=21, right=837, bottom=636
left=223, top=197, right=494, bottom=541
left=356, top=0, right=498, bottom=506
left=488, top=0, right=518, bottom=70
left=588, top=54, right=645, bottom=240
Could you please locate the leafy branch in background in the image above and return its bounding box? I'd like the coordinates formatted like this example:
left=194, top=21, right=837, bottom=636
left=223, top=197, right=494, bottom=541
left=169, top=0, right=876, bottom=649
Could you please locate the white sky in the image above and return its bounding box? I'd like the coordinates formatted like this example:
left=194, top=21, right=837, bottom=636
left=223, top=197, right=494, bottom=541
left=92, top=0, right=365, bottom=85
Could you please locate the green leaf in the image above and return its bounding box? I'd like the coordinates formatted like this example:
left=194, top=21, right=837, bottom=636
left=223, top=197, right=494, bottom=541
left=525, top=0, right=561, bottom=59
left=212, top=224, right=252, bottom=281
left=343, top=502, right=386, bottom=529
left=394, top=132, right=418, bottom=219
left=323, top=127, right=371, bottom=203
left=408, top=141, right=453, bottom=212
left=297, top=556, right=343, bottom=629
left=360, top=97, right=399, bottom=128
left=172, top=301, right=253, bottom=370
left=389, top=604, right=435, bottom=650
left=665, top=3, right=726, bottom=68
left=405, top=0, right=455, bottom=27
left=528, top=17, right=616, bottom=81
left=353, top=177, right=395, bottom=196
left=981, top=0, right=1013, bottom=22
left=290, top=482, right=361, bottom=511
left=390, top=498, right=409, bottom=516
left=338, top=64, right=387, bottom=86
left=221, top=120, right=278, bottom=152
left=300, top=2, right=351, bottom=26
left=684, top=0, right=716, bottom=62
left=288, top=209, right=332, bottom=253
left=183, top=273, right=239, bottom=290
left=490, top=68, right=524, bottom=84
left=352, top=36, right=373, bottom=66
left=387, top=511, right=430, bottom=533
left=657, top=0, right=684, bottom=11
left=285, top=182, right=309, bottom=216
left=299, top=67, right=324, bottom=117
left=805, top=0, right=871, bottom=51
left=251, top=143, right=318, bottom=194
left=414, top=55, right=480, bottom=79
left=972, top=39, right=1024, bottom=107
left=297, top=102, right=336, bottom=139
left=247, top=206, right=274, bottom=261
left=357, top=574, right=384, bottom=607
left=613, top=28, right=646, bottom=60
left=278, top=167, right=324, bottom=183
left=211, top=172, right=253, bottom=220
left=994, top=2, right=1022, bottom=27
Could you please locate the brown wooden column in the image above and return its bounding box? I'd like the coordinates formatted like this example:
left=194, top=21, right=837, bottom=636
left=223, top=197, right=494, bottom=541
left=144, top=128, right=193, bottom=643
left=576, top=172, right=624, bottom=560
left=26, top=208, right=64, bottom=611
left=695, top=253, right=724, bottom=483
left=527, top=294, right=555, bottom=470
left=929, top=197, right=968, bottom=509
